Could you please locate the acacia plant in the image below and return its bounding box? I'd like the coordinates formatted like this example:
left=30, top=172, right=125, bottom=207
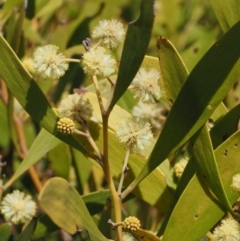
left=0, top=0, right=240, bottom=241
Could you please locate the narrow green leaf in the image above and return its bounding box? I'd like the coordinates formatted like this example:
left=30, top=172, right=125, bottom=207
left=34, top=190, right=110, bottom=239
left=48, top=142, right=71, bottom=179
left=162, top=130, right=240, bottom=241
left=106, top=0, right=154, bottom=112
left=192, top=126, right=233, bottom=213
left=17, top=217, right=37, bottom=241
left=123, top=20, right=240, bottom=194
left=156, top=36, right=232, bottom=220
left=0, top=0, right=23, bottom=22
left=39, top=177, right=111, bottom=241
left=157, top=36, right=188, bottom=101
left=210, top=103, right=240, bottom=149
left=210, top=0, right=240, bottom=32
left=3, top=128, right=60, bottom=190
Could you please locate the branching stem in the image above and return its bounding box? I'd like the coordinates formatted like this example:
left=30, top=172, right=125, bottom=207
left=92, top=75, right=104, bottom=112
left=102, top=115, right=123, bottom=241
left=118, top=149, right=130, bottom=195
left=64, top=58, right=80, bottom=63
left=74, top=128, right=102, bottom=162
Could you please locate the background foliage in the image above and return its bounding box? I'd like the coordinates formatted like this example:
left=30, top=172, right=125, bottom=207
left=0, top=0, right=240, bottom=241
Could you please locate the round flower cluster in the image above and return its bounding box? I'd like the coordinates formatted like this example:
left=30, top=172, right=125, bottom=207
left=58, top=93, right=93, bottom=127
left=82, top=46, right=116, bottom=77
left=115, top=117, right=153, bottom=154
left=57, top=117, right=75, bottom=134
left=123, top=216, right=141, bottom=232
left=32, top=45, right=68, bottom=79
left=213, top=218, right=240, bottom=241
left=132, top=102, right=163, bottom=130
left=173, top=157, right=189, bottom=179
left=231, top=173, right=240, bottom=192
left=0, top=190, right=37, bottom=224
left=92, top=19, right=126, bottom=49
left=129, top=68, right=161, bottom=103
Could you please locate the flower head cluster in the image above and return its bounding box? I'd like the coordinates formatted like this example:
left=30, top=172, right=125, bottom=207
left=58, top=93, right=93, bottom=126
left=0, top=190, right=37, bottom=224
left=82, top=46, right=116, bottom=76
left=115, top=117, right=153, bottom=154
left=174, top=157, right=188, bottom=179
left=132, top=102, right=163, bottom=130
left=92, top=19, right=125, bottom=49
left=213, top=218, right=240, bottom=241
left=231, top=173, right=240, bottom=192
left=57, top=117, right=75, bottom=134
left=123, top=216, right=141, bottom=232
left=129, top=68, right=161, bottom=103
left=32, top=45, right=68, bottom=79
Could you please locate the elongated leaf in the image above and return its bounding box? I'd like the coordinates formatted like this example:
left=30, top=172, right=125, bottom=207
left=34, top=190, right=110, bottom=239
left=17, top=217, right=37, bottom=241
left=3, top=128, right=60, bottom=190
left=122, top=20, right=240, bottom=195
left=210, top=103, right=240, bottom=149
left=39, top=177, right=111, bottom=241
left=162, top=130, right=240, bottom=241
left=156, top=36, right=232, bottom=225
left=192, top=126, right=233, bottom=213
left=132, top=229, right=161, bottom=241
left=157, top=36, right=188, bottom=101
left=210, top=0, right=240, bottom=32
left=48, top=142, right=71, bottom=179
left=105, top=0, right=154, bottom=112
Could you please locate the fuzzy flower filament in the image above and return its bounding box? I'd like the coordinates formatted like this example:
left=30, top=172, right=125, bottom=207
left=0, top=190, right=37, bottom=224
left=132, top=102, right=163, bottom=130
left=92, top=19, right=126, bottom=49
left=32, top=45, right=69, bottom=79
left=129, top=68, right=161, bottom=103
left=174, top=157, right=189, bottom=179
left=115, top=117, right=153, bottom=154
left=231, top=173, right=240, bottom=192
left=213, top=218, right=240, bottom=241
left=82, top=46, right=116, bottom=77
left=58, top=93, right=93, bottom=126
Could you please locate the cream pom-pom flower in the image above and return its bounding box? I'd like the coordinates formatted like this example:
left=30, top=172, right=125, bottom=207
left=213, top=218, right=240, bottom=241
left=57, top=93, right=93, bottom=125
left=231, top=173, right=240, bottom=192
left=32, top=44, right=69, bottom=79
left=132, top=102, right=163, bottom=130
left=129, top=67, right=161, bottom=103
left=0, top=190, right=37, bottom=225
left=92, top=19, right=126, bottom=49
left=82, top=46, right=116, bottom=76
left=115, top=117, right=153, bottom=154
left=173, top=157, right=189, bottom=179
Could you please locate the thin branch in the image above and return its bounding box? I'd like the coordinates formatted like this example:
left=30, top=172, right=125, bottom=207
left=92, top=75, right=104, bottom=112
left=64, top=58, right=80, bottom=63
left=106, top=76, right=115, bottom=86
left=74, top=128, right=102, bottom=163
left=117, top=149, right=130, bottom=195
left=102, top=114, right=123, bottom=241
